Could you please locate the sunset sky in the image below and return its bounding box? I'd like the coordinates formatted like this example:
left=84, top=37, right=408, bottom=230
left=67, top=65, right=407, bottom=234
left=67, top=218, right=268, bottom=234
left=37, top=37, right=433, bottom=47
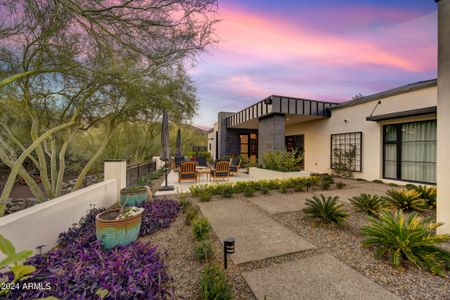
left=191, top=0, right=438, bottom=129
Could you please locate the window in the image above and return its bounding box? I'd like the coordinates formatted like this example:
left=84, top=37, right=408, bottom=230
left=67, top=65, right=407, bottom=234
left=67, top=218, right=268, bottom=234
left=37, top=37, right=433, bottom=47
left=383, top=120, right=436, bottom=184
left=330, top=132, right=362, bottom=172
left=240, top=134, right=249, bottom=159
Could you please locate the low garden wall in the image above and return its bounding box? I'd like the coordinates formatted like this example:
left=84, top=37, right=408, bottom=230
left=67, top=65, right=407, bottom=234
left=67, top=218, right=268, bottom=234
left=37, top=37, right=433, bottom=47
left=249, top=167, right=310, bottom=180
left=0, top=179, right=118, bottom=260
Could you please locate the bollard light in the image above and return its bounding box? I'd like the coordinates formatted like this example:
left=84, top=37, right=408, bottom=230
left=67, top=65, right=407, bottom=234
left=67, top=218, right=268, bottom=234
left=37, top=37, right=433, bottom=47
left=223, top=238, right=235, bottom=270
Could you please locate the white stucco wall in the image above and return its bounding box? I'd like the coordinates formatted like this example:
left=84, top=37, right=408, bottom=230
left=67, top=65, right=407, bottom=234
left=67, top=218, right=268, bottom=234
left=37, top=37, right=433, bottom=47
left=285, top=86, right=437, bottom=182
left=208, top=122, right=218, bottom=160
left=0, top=180, right=118, bottom=259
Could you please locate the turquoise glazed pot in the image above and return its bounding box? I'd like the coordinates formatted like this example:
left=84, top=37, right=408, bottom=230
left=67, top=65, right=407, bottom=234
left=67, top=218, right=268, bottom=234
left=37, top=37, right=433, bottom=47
left=120, top=186, right=148, bottom=207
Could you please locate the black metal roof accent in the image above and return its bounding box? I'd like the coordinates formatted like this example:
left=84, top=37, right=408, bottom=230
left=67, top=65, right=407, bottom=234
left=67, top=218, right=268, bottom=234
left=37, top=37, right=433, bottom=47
left=333, top=79, right=437, bottom=110
left=366, top=106, right=437, bottom=121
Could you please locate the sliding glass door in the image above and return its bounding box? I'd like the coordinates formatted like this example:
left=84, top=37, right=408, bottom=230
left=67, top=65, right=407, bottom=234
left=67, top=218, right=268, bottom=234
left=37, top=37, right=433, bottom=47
left=383, top=120, right=436, bottom=184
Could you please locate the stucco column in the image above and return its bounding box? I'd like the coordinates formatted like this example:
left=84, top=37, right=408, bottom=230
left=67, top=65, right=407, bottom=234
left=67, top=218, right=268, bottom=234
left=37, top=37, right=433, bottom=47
left=258, top=114, right=286, bottom=163
left=104, top=160, right=127, bottom=202
left=436, top=0, right=450, bottom=234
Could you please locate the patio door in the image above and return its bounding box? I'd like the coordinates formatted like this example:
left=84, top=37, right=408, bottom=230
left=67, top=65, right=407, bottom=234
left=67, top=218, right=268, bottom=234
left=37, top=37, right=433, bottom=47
left=240, top=133, right=258, bottom=164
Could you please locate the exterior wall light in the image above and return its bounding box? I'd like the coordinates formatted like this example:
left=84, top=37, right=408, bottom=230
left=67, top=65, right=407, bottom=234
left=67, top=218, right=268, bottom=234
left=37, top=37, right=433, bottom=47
left=223, top=238, right=235, bottom=270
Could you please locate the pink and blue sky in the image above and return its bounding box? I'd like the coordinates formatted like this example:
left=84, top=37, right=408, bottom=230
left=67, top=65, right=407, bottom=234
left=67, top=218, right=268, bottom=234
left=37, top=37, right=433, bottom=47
left=191, top=0, right=438, bottom=129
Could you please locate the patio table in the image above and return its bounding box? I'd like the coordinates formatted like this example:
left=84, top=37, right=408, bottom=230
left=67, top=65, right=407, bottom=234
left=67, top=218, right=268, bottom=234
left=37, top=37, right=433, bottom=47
left=196, top=167, right=211, bottom=182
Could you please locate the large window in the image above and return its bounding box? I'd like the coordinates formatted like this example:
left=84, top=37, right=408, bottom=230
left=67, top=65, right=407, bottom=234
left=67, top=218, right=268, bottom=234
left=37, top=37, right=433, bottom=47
left=330, top=132, right=362, bottom=172
left=383, top=120, right=436, bottom=184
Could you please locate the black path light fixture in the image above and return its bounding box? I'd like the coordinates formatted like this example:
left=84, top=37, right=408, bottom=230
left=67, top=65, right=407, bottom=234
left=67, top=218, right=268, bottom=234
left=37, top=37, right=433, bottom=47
left=223, top=238, right=235, bottom=270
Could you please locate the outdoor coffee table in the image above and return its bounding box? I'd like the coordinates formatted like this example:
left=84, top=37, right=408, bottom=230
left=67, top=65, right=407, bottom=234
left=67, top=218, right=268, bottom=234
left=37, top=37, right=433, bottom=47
left=196, top=167, right=211, bottom=182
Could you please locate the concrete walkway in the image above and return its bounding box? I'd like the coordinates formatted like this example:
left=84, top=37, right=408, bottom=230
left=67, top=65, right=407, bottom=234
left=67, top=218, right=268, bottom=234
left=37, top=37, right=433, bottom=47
left=198, top=199, right=316, bottom=264
left=243, top=254, right=400, bottom=300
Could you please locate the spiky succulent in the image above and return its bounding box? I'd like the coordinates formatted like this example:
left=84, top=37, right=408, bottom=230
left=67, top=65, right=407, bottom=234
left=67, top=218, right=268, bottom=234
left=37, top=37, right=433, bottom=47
left=382, top=189, right=428, bottom=212
left=302, top=194, right=350, bottom=225
left=349, top=194, right=386, bottom=216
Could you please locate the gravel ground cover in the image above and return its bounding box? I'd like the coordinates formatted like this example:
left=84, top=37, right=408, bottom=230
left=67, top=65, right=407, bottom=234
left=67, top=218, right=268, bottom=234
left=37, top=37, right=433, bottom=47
left=141, top=198, right=255, bottom=299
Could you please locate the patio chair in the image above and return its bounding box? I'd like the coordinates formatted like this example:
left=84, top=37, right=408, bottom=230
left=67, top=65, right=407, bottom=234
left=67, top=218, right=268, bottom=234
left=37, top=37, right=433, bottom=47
left=229, top=157, right=241, bottom=175
left=197, top=156, right=208, bottom=167
left=178, top=162, right=198, bottom=183
left=211, top=161, right=230, bottom=181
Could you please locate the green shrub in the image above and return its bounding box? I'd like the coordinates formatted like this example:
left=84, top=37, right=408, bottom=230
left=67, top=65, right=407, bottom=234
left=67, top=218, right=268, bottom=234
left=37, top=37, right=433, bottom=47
left=356, top=178, right=367, bottom=181
left=382, top=189, right=427, bottom=212
left=349, top=194, right=385, bottom=216
left=185, top=206, right=200, bottom=225
left=190, top=185, right=208, bottom=197
left=220, top=184, right=235, bottom=198
left=243, top=185, right=255, bottom=197
left=199, top=189, right=213, bottom=202
left=361, top=210, right=450, bottom=276
left=179, top=195, right=192, bottom=213
left=195, top=241, right=213, bottom=261
left=260, top=186, right=269, bottom=194
left=267, top=179, right=281, bottom=190
left=302, top=194, right=349, bottom=225
left=405, top=183, right=418, bottom=190
left=279, top=181, right=290, bottom=193
left=193, top=218, right=211, bottom=241
left=388, top=183, right=399, bottom=187
left=199, top=263, right=233, bottom=300
left=322, top=174, right=334, bottom=184
left=372, top=179, right=383, bottom=184
left=294, top=183, right=305, bottom=192
left=262, top=150, right=303, bottom=172
left=412, top=185, right=437, bottom=209
left=336, top=182, right=345, bottom=189
left=320, top=181, right=331, bottom=190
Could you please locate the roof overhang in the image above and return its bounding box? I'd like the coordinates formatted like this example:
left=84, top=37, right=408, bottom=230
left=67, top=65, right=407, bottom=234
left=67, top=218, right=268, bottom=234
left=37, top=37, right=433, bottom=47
left=366, top=106, right=436, bottom=122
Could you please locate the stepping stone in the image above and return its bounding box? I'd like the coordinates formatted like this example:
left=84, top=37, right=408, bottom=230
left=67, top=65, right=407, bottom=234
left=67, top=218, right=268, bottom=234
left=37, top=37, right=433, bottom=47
left=243, top=254, right=400, bottom=300
left=249, top=193, right=312, bottom=214
left=198, top=199, right=316, bottom=264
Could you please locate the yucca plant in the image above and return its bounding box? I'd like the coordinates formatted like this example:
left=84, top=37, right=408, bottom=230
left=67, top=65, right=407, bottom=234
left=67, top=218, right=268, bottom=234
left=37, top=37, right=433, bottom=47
left=361, top=211, right=450, bottom=276
left=382, top=189, right=427, bottom=212
left=413, top=185, right=437, bottom=209
left=349, top=194, right=386, bottom=216
left=302, top=194, right=349, bottom=225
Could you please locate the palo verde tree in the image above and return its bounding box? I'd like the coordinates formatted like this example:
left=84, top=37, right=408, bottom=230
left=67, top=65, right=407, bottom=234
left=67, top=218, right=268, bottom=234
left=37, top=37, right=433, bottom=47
left=0, top=0, right=218, bottom=215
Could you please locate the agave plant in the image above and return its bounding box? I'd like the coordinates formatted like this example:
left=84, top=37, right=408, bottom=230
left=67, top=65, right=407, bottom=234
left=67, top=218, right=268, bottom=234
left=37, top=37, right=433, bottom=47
left=361, top=211, right=450, bottom=276
left=349, top=194, right=386, bottom=216
left=302, top=194, right=349, bottom=225
left=413, top=185, right=437, bottom=209
left=382, top=189, right=427, bottom=212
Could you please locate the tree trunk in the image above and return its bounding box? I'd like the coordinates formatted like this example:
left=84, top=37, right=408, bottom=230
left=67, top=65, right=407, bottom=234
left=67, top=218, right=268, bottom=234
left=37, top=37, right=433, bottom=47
left=55, top=132, right=75, bottom=197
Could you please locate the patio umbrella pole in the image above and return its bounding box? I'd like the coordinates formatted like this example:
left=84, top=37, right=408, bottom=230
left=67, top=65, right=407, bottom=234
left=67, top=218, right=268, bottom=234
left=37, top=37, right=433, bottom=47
left=159, top=110, right=174, bottom=191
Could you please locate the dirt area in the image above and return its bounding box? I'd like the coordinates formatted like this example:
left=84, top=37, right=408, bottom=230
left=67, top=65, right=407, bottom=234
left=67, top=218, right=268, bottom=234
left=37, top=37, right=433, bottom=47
left=141, top=197, right=255, bottom=299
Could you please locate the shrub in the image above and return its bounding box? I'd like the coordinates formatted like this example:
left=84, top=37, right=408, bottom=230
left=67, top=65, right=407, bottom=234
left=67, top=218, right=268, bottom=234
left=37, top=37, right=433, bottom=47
left=140, top=199, right=180, bottom=236
left=262, top=150, right=303, bottom=172
left=195, top=241, right=213, bottom=261
left=243, top=185, right=255, bottom=197
left=349, top=194, right=385, bottom=216
left=320, top=181, right=331, bottom=190
left=199, top=263, right=233, bottom=300
left=179, top=195, right=192, bottom=213
left=356, top=178, right=367, bottom=181
left=260, top=186, right=270, bottom=194
left=405, top=184, right=418, bottom=190
left=190, top=185, right=207, bottom=197
left=336, top=182, right=345, bottom=189
left=372, top=179, right=383, bottom=184
left=361, top=211, right=450, bottom=276
left=279, top=181, right=290, bottom=193
left=199, top=189, right=213, bottom=202
left=185, top=206, right=200, bottom=225
left=388, top=183, right=399, bottom=187
left=302, top=194, right=349, bottom=225
left=412, top=185, right=437, bottom=209
left=193, top=218, right=211, bottom=241
left=220, top=184, right=235, bottom=198
left=382, top=189, right=428, bottom=212
left=294, top=183, right=305, bottom=192
left=322, top=174, right=334, bottom=184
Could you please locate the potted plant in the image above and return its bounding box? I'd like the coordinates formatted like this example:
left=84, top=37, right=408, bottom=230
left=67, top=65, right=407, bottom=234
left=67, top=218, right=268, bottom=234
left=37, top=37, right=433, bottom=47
left=120, top=185, right=149, bottom=207
left=96, top=196, right=144, bottom=249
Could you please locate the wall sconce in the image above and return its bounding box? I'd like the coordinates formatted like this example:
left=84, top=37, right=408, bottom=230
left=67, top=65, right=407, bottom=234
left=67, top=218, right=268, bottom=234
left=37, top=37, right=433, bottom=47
left=344, top=119, right=349, bottom=123
left=223, top=238, right=235, bottom=270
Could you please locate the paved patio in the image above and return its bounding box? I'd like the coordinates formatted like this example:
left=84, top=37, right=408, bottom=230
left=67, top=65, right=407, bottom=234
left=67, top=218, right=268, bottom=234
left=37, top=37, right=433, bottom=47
left=155, top=169, right=258, bottom=196
left=198, top=199, right=316, bottom=264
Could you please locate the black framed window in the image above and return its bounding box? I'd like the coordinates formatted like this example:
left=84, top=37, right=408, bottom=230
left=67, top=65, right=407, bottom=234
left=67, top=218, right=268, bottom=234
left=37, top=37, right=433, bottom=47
left=383, top=120, right=436, bottom=184
left=330, top=132, right=362, bottom=172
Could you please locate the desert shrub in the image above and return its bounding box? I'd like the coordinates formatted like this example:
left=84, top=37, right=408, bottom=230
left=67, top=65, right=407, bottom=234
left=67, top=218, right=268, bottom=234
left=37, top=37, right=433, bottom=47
left=193, top=218, right=211, bottom=241
left=302, top=194, right=349, bottom=225
left=199, top=189, right=213, bottom=202
left=279, top=181, right=290, bottom=193
left=411, top=185, right=437, bottom=209
left=388, top=183, right=399, bottom=187
left=195, top=241, right=213, bottom=261
left=294, top=183, right=305, bottom=192
left=322, top=174, right=334, bottom=184
left=140, top=199, right=180, bottom=235
left=349, top=194, right=385, bottom=216
left=361, top=211, right=450, bottom=276
left=185, top=206, right=200, bottom=225
left=372, top=179, right=383, bottom=184
left=199, top=263, right=233, bottom=300
left=320, top=181, right=331, bottom=190
left=260, top=186, right=270, bottom=194
left=405, top=184, right=418, bottom=190
left=382, top=189, right=428, bottom=212
left=356, top=178, right=367, bottom=181
left=267, top=179, right=281, bottom=190
left=220, top=184, right=235, bottom=198
left=190, top=185, right=208, bottom=197
left=243, top=185, right=255, bottom=197
left=179, top=195, right=192, bottom=213
left=262, top=150, right=303, bottom=172
left=336, top=182, right=345, bottom=189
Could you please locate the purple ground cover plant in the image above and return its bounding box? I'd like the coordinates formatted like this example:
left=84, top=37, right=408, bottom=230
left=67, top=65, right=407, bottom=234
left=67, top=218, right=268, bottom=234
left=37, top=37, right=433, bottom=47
left=2, top=199, right=180, bottom=299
